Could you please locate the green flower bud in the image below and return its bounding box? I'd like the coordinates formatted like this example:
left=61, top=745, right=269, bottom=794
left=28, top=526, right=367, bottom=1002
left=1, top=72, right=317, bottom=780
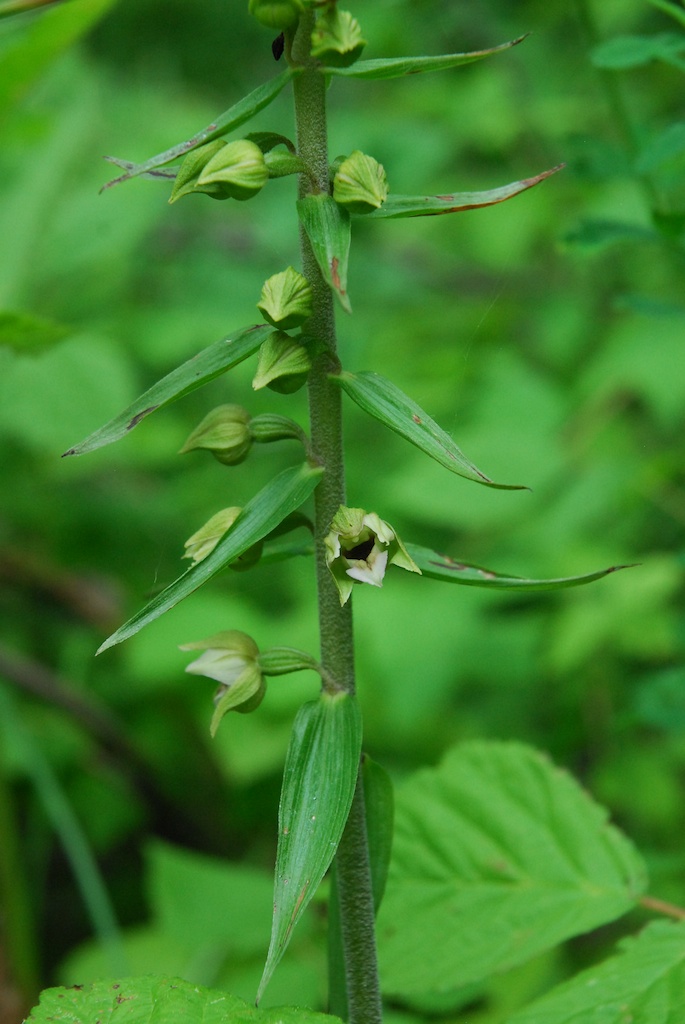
left=257, top=267, right=313, bottom=330
left=252, top=331, right=312, bottom=394
left=179, top=405, right=252, bottom=466
left=248, top=0, right=304, bottom=30
left=311, top=8, right=366, bottom=68
left=197, top=140, right=268, bottom=201
left=180, top=631, right=266, bottom=735
left=333, top=150, right=388, bottom=214
left=169, top=141, right=231, bottom=204
left=324, top=506, right=421, bottom=606
left=182, top=507, right=264, bottom=571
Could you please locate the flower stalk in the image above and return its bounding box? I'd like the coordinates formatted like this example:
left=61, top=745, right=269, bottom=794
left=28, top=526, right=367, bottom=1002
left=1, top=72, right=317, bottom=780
left=290, top=11, right=383, bottom=1022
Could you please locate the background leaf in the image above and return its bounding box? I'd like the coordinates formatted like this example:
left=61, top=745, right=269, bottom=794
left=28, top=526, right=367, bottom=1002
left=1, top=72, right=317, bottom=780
left=26, top=976, right=342, bottom=1023
left=377, top=742, right=647, bottom=997
left=507, top=920, right=685, bottom=1024
left=257, top=692, right=362, bottom=1004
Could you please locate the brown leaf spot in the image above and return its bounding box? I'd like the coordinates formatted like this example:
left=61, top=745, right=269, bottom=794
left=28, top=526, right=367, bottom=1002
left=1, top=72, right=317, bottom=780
left=126, top=406, right=159, bottom=431
left=412, top=414, right=422, bottom=424
left=330, top=257, right=341, bottom=290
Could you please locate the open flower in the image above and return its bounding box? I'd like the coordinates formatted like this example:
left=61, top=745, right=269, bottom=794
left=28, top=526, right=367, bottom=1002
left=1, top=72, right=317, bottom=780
left=180, top=631, right=265, bottom=734
left=324, top=506, right=420, bottom=605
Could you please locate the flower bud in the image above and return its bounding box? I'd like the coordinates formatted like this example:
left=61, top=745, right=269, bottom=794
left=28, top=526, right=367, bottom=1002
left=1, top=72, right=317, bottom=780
left=311, top=8, right=366, bottom=68
left=252, top=331, right=312, bottom=394
left=257, top=646, right=321, bottom=676
left=248, top=0, right=304, bottom=30
left=197, top=140, right=268, bottom=201
left=257, top=267, right=313, bottom=330
left=180, top=631, right=265, bottom=734
left=249, top=413, right=308, bottom=448
left=183, top=507, right=264, bottom=571
left=179, top=405, right=252, bottom=466
left=324, top=506, right=421, bottom=606
left=169, top=141, right=231, bottom=204
left=333, top=151, right=388, bottom=214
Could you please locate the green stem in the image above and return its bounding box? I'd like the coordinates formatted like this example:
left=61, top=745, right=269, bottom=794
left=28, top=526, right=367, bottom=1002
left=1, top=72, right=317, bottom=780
left=290, top=14, right=382, bottom=1024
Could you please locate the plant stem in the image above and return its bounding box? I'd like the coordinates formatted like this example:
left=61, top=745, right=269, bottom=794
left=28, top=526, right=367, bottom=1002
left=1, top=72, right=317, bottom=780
left=290, top=14, right=382, bottom=1023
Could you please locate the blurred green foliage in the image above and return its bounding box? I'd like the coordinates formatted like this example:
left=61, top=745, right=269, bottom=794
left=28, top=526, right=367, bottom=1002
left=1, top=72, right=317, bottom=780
left=0, top=0, right=684, bottom=1021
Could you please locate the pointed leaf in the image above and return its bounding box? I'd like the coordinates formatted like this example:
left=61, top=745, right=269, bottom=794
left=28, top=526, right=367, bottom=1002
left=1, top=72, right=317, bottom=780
left=257, top=691, right=362, bottom=1003
left=325, top=36, right=526, bottom=79
left=407, top=543, right=634, bottom=591
left=331, top=370, right=524, bottom=489
left=101, top=69, right=297, bottom=190
left=365, top=165, right=563, bottom=219
left=97, top=463, right=323, bottom=653
left=26, top=976, right=342, bottom=1024
left=362, top=755, right=394, bottom=913
left=64, top=324, right=273, bottom=456
left=507, top=920, right=685, bottom=1024
left=648, top=0, right=685, bottom=30
left=377, top=742, right=647, bottom=996
left=296, top=195, right=351, bottom=312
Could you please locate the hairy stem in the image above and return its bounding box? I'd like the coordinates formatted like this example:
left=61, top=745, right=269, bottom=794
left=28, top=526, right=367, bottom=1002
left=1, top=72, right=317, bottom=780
left=290, top=14, right=382, bottom=1023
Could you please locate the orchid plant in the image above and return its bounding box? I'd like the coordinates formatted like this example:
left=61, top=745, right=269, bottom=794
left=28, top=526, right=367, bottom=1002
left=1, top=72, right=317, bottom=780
left=25, top=3, right=685, bottom=1024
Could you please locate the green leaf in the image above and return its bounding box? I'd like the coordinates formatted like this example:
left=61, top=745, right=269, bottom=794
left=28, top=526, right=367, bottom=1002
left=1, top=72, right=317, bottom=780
left=362, top=755, right=394, bottom=913
left=97, top=462, right=323, bottom=653
left=377, top=741, right=647, bottom=996
left=0, top=0, right=117, bottom=114
left=563, top=219, right=659, bottom=251
left=591, top=33, right=685, bottom=70
left=101, top=69, right=297, bottom=190
left=365, top=166, right=563, bottom=219
left=257, top=691, right=362, bottom=1004
left=637, top=121, right=685, bottom=172
left=296, top=195, right=351, bottom=313
left=648, top=0, right=685, bottom=29
left=507, top=920, right=685, bottom=1024
left=26, top=976, right=342, bottom=1023
left=331, top=370, right=525, bottom=489
left=406, top=543, right=633, bottom=591
left=63, top=324, right=273, bottom=456
left=0, top=310, right=69, bottom=353
left=325, top=35, right=526, bottom=79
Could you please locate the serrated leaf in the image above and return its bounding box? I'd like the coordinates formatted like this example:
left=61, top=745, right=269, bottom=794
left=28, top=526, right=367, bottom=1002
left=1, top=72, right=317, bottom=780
left=377, top=742, right=647, bottom=996
left=257, top=692, right=362, bottom=1004
left=26, top=975, right=342, bottom=1023
left=97, top=463, right=323, bottom=653
left=364, top=166, right=563, bottom=219
left=101, top=69, right=297, bottom=190
left=507, top=920, right=685, bottom=1024
left=331, top=370, right=524, bottom=489
left=296, top=195, right=351, bottom=312
left=325, top=36, right=526, bottom=79
left=406, top=543, right=633, bottom=591
left=591, top=32, right=685, bottom=70
left=64, top=324, right=273, bottom=456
